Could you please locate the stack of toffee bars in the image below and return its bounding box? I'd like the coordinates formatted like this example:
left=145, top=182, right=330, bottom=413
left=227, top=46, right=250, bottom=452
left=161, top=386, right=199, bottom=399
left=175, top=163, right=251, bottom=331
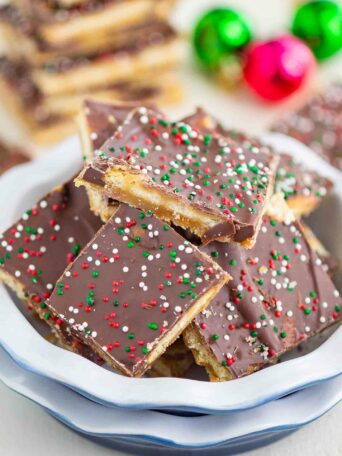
left=0, top=0, right=184, bottom=145
left=0, top=88, right=341, bottom=380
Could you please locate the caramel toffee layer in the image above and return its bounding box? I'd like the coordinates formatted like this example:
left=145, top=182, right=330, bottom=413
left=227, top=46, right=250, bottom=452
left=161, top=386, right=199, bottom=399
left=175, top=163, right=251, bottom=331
left=0, top=140, right=29, bottom=176
left=0, top=181, right=102, bottom=301
left=187, top=216, right=341, bottom=379
left=47, top=204, right=228, bottom=377
left=80, top=107, right=278, bottom=243
left=272, top=83, right=342, bottom=171
left=185, top=108, right=332, bottom=211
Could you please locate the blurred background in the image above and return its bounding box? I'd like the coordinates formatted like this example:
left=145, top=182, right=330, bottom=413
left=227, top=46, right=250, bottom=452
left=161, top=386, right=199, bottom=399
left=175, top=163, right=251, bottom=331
left=0, top=0, right=341, bottom=157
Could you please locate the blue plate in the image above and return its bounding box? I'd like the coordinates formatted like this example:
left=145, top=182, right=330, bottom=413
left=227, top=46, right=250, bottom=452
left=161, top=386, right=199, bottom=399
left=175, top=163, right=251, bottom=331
left=0, top=346, right=341, bottom=453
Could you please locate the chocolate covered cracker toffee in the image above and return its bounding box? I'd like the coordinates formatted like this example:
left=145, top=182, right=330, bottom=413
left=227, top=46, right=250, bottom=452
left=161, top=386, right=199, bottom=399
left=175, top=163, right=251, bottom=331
left=47, top=204, right=228, bottom=376
left=77, top=107, right=278, bottom=246
left=0, top=181, right=102, bottom=339
left=183, top=215, right=342, bottom=381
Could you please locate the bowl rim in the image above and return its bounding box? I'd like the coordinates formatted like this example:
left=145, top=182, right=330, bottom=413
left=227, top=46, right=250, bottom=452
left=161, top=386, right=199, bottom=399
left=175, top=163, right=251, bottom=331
left=0, top=134, right=341, bottom=414
left=1, top=344, right=341, bottom=448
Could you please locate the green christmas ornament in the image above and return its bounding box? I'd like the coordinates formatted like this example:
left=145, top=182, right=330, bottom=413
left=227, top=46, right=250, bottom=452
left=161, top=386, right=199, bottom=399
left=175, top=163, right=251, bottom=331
left=193, top=8, right=252, bottom=71
left=291, top=0, right=342, bottom=60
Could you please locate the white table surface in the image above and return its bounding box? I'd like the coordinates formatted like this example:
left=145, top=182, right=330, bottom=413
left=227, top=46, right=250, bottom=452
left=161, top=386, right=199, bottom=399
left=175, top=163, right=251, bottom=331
left=0, top=0, right=341, bottom=455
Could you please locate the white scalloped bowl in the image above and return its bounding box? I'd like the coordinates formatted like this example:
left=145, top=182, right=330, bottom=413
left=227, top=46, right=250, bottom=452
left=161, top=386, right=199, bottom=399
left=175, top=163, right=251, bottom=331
left=1, top=345, right=342, bottom=453
left=0, top=134, right=341, bottom=414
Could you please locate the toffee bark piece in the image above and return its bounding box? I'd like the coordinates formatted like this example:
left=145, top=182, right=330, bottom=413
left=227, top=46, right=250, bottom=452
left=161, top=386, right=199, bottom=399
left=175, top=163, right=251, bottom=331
left=47, top=204, right=229, bottom=377
left=183, top=215, right=342, bottom=381
left=77, top=107, right=278, bottom=246
left=271, top=83, right=342, bottom=171
left=0, top=181, right=102, bottom=343
left=0, top=140, right=29, bottom=176
left=185, top=108, right=333, bottom=218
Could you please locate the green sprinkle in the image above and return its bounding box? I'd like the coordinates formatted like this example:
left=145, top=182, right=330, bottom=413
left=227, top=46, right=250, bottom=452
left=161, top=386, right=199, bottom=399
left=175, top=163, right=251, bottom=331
left=204, top=134, right=211, bottom=146
left=148, top=322, right=158, bottom=330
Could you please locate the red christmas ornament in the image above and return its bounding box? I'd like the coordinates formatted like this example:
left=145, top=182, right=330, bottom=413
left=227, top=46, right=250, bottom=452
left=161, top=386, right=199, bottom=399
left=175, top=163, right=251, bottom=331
left=243, top=35, right=315, bottom=101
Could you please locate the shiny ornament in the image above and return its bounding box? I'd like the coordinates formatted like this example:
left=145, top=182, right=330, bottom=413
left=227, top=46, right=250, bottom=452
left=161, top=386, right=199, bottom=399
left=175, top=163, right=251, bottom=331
left=193, top=8, right=252, bottom=71
left=243, top=35, right=315, bottom=102
left=291, top=0, right=342, bottom=60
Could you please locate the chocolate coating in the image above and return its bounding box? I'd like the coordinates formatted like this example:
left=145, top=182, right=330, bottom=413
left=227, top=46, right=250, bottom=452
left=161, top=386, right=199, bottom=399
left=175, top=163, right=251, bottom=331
left=47, top=204, right=226, bottom=376
left=194, top=216, right=342, bottom=378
